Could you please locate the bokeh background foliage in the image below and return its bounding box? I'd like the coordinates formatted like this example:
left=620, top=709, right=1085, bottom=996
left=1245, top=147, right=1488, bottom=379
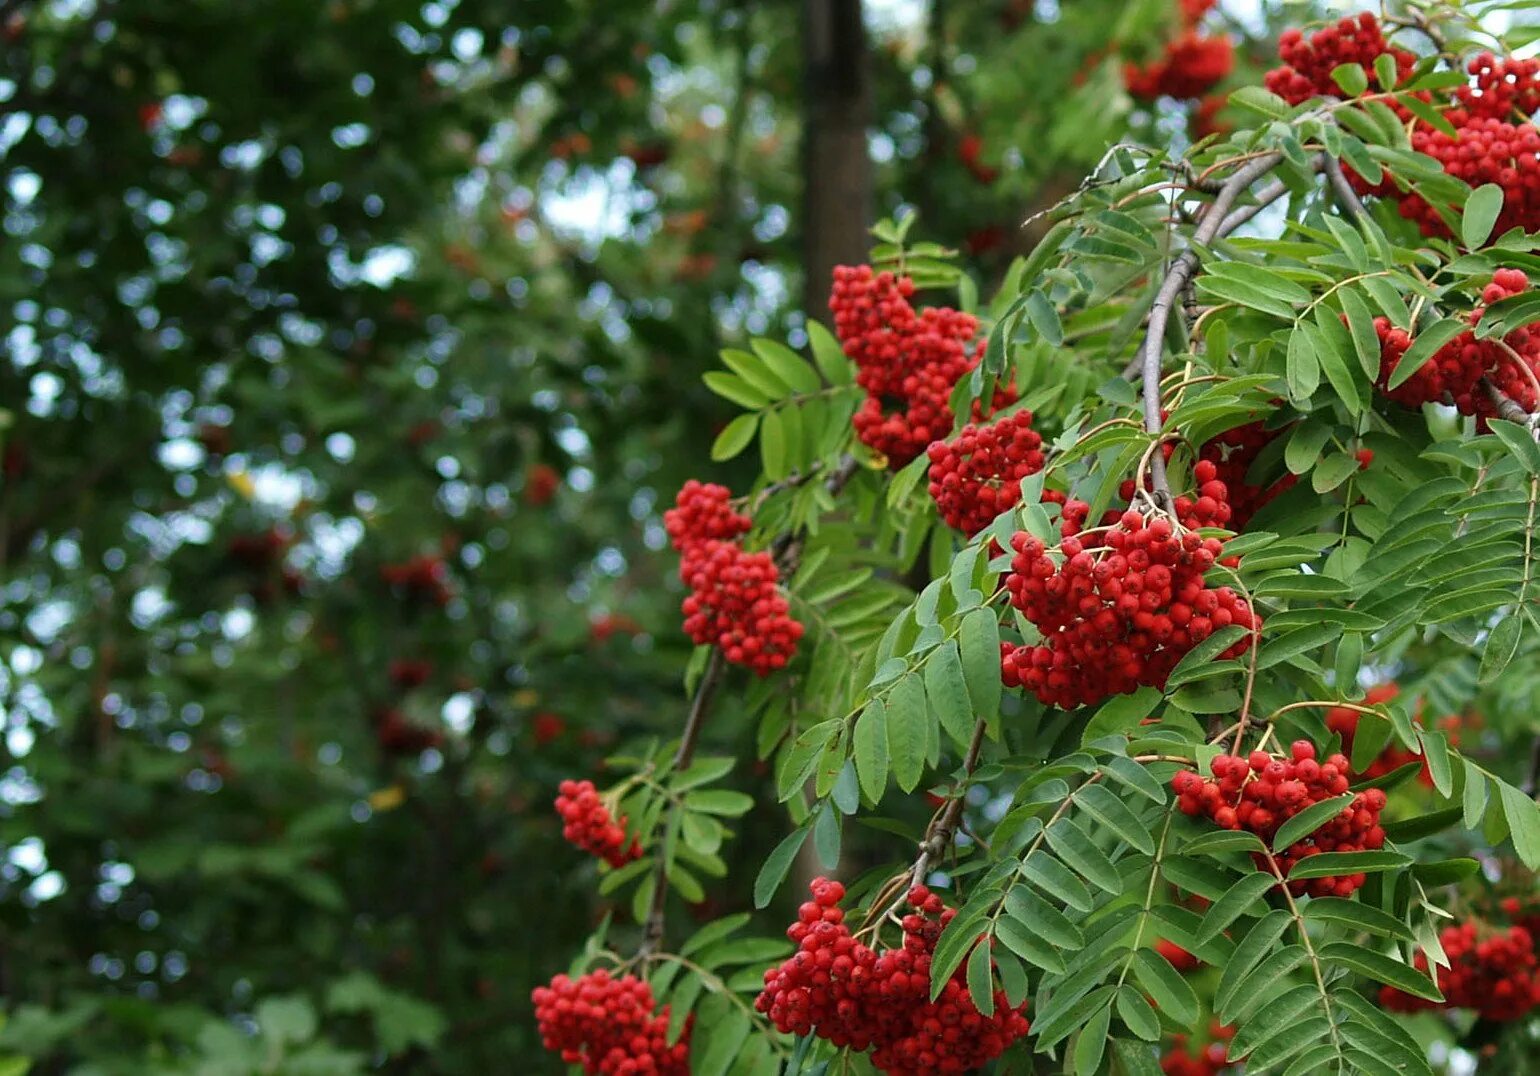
left=0, top=0, right=1344, bottom=1072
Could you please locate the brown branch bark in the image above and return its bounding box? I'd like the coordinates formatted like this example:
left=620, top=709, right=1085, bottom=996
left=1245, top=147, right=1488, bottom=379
left=908, top=718, right=988, bottom=889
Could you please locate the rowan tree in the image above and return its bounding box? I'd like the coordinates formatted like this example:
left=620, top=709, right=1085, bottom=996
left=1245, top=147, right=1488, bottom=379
left=539, top=3, right=1540, bottom=1074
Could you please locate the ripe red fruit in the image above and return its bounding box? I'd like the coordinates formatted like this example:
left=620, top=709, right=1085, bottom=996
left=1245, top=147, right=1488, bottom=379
left=1197, top=421, right=1297, bottom=529
left=1172, top=741, right=1388, bottom=897
left=1325, top=683, right=1460, bottom=786
left=554, top=779, right=640, bottom=868
left=664, top=481, right=802, bottom=675
left=1160, top=1021, right=1240, bottom=1076
left=1000, top=461, right=1259, bottom=708
left=1381, top=922, right=1540, bottom=1021
left=1125, top=31, right=1234, bottom=101
left=532, top=968, right=689, bottom=1075
left=830, top=265, right=1017, bottom=467
left=756, top=879, right=1030, bottom=1074
left=925, top=409, right=1049, bottom=536
left=524, top=463, right=561, bottom=506
left=1374, top=271, right=1540, bottom=426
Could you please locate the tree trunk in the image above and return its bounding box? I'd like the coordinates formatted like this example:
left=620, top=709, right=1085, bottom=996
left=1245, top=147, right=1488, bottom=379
left=802, top=0, right=873, bottom=317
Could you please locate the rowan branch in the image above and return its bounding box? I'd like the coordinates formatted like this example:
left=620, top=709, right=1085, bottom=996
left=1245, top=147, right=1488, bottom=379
left=1134, top=151, right=1293, bottom=507
left=640, top=452, right=861, bottom=955
left=1482, top=378, right=1534, bottom=426
left=909, top=717, right=989, bottom=889
left=1324, top=156, right=1369, bottom=221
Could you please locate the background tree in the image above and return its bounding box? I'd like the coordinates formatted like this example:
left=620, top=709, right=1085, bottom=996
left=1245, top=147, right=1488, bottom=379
left=0, top=0, right=1223, bottom=1071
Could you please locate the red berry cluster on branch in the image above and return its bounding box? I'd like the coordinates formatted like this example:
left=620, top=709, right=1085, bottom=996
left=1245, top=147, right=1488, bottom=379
left=830, top=265, right=1016, bottom=468
left=663, top=480, right=752, bottom=553
left=925, top=409, right=1049, bottom=536
left=664, top=482, right=802, bottom=675
left=1000, top=462, right=1258, bottom=709
left=1125, top=32, right=1235, bottom=101
left=1268, top=17, right=1540, bottom=239
left=532, top=969, right=690, bottom=1075
left=755, top=879, right=1030, bottom=1076
left=1125, top=0, right=1232, bottom=101
left=555, top=779, right=641, bottom=868
left=1381, top=923, right=1540, bottom=1021
left=1160, top=1021, right=1240, bottom=1076
left=1374, top=270, right=1540, bottom=424
left=1197, top=421, right=1298, bottom=529
left=380, top=554, right=452, bottom=606
left=1324, top=683, right=1460, bottom=785
left=369, top=707, right=443, bottom=756
left=1173, top=740, right=1388, bottom=896
left=1265, top=14, right=1416, bottom=106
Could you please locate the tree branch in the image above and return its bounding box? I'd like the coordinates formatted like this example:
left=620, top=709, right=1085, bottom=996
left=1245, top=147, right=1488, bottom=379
left=1324, top=156, right=1369, bottom=222
left=908, top=718, right=988, bottom=889
left=639, top=646, right=729, bottom=954
left=640, top=452, right=860, bottom=955
left=1482, top=378, right=1533, bottom=426
left=1134, top=152, right=1291, bottom=506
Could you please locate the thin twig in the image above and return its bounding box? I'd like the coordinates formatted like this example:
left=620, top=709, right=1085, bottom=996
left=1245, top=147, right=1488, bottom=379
left=1134, top=152, right=1295, bottom=507
left=908, top=718, right=989, bottom=889
left=1324, top=156, right=1369, bottom=221
left=639, top=647, right=729, bottom=954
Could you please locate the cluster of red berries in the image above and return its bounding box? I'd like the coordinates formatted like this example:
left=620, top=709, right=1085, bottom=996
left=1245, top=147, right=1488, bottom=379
left=228, top=529, right=304, bottom=601
left=1160, top=1021, right=1240, bottom=1076
left=369, top=707, right=443, bottom=757
left=1381, top=922, right=1540, bottom=1021
left=380, top=554, right=452, bottom=606
left=1265, top=14, right=1417, bottom=107
left=1268, top=16, right=1540, bottom=240
left=1156, top=937, right=1202, bottom=973
left=532, top=969, right=690, bottom=1075
left=1324, top=683, right=1461, bottom=785
left=1126, top=33, right=1234, bottom=101
left=1374, top=270, right=1540, bottom=425
left=1124, top=0, right=1232, bottom=101
left=755, top=879, right=1030, bottom=1076
left=1399, top=58, right=1540, bottom=238
left=999, top=461, right=1258, bottom=709
left=925, top=409, right=1049, bottom=536
left=524, top=462, right=561, bottom=506
left=664, top=479, right=752, bottom=552
left=664, top=482, right=802, bottom=675
left=957, top=133, right=999, bottom=185
left=1173, top=741, right=1388, bottom=897
left=388, top=658, right=432, bottom=689
left=1196, top=421, right=1298, bottom=529
left=555, top=779, right=641, bottom=868
left=829, top=265, right=1016, bottom=468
